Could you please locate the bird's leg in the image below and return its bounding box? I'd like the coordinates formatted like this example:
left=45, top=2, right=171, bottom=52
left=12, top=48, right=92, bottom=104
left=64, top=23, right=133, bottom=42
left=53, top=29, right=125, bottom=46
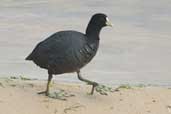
left=38, top=73, right=75, bottom=100
left=77, top=70, right=98, bottom=95
left=45, top=73, right=53, bottom=95
left=38, top=73, right=53, bottom=96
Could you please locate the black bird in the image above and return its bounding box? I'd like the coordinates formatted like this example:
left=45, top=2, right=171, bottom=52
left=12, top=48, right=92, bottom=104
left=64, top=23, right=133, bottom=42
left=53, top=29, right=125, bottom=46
left=26, top=13, right=112, bottom=95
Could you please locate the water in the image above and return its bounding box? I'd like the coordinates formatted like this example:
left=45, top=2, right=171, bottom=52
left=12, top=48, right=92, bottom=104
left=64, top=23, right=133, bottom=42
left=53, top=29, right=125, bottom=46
left=0, top=0, right=171, bottom=86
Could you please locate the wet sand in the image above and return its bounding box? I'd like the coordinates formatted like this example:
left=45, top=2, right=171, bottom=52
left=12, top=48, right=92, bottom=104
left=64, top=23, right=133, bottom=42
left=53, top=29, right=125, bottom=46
left=0, top=78, right=171, bottom=114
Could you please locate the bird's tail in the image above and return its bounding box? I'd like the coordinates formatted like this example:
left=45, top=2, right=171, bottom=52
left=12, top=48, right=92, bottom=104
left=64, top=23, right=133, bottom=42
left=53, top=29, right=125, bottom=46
left=25, top=54, right=32, bottom=60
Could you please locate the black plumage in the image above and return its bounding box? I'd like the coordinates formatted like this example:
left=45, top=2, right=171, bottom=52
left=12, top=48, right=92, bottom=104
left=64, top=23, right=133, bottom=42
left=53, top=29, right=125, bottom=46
left=26, top=13, right=112, bottom=95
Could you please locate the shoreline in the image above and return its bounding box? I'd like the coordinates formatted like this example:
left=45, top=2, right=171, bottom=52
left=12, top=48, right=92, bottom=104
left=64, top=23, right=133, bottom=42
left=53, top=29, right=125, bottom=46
left=1, top=76, right=171, bottom=87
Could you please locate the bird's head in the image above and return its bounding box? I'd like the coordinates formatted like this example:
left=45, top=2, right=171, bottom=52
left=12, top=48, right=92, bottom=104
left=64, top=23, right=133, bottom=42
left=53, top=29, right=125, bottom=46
left=89, top=13, right=113, bottom=28
left=86, top=13, right=112, bottom=38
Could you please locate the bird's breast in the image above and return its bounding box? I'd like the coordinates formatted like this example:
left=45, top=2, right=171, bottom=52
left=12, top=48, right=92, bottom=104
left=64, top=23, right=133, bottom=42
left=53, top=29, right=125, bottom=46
left=73, top=41, right=99, bottom=68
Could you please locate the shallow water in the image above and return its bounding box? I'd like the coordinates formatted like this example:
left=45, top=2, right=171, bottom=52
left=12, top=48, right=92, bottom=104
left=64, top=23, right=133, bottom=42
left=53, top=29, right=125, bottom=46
left=0, top=0, right=171, bottom=86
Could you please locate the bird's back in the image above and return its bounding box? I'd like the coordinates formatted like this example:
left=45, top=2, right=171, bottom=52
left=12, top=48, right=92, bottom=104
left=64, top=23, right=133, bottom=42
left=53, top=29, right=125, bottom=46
left=26, top=31, right=99, bottom=74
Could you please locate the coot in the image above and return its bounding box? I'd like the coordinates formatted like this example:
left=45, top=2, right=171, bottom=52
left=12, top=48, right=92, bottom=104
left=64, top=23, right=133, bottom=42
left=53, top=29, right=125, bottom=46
left=26, top=13, right=112, bottom=95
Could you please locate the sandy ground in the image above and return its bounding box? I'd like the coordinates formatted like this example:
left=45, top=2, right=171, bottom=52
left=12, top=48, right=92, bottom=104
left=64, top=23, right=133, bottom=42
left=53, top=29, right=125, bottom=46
left=0, top=0, right=171, bottom=85
left=0, top=78, right=170, bottom=114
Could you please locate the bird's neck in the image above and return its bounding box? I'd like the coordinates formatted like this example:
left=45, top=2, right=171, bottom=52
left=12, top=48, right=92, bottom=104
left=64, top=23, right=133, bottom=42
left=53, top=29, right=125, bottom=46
left=85, top=24, right=102, bottom=41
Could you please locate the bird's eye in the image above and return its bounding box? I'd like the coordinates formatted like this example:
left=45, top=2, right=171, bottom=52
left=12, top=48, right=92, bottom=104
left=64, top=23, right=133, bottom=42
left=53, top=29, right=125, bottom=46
left=106, top=17, right=109, bottom=22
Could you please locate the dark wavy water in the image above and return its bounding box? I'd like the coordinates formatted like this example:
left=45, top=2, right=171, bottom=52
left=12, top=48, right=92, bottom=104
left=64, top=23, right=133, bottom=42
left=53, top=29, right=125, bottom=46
left=0, top=0, right=171, bottom=86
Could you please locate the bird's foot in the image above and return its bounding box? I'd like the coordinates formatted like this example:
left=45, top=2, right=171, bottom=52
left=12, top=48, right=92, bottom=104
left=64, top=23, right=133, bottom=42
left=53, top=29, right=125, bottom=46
left=95, top=84, right=115, bottom=95
left=48, top=90, right=75, bottom=100
left=87, top=81, right=114, bottom=95
left=38, top=91, right=48, bottom=95
left=38, top=90, right=75, bottom=100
